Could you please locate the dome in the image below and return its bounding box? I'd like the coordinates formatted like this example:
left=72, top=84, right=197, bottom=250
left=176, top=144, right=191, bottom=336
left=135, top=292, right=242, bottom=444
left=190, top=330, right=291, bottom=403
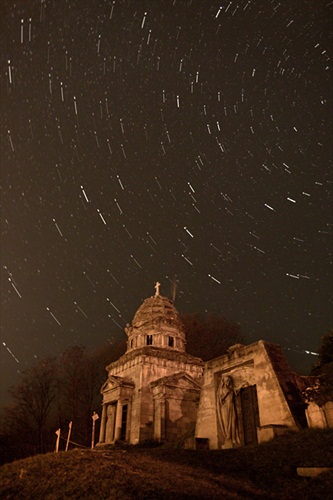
left=132, top=294, right=184, bottom=331
left=125, top=283, right=186, bottom=353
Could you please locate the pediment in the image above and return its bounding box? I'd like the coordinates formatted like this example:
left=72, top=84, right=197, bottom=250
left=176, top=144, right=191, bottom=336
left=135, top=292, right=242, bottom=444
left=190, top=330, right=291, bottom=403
left=101, top=375, right=134, bottom=394
left=151, top=371, right=201, bottom=390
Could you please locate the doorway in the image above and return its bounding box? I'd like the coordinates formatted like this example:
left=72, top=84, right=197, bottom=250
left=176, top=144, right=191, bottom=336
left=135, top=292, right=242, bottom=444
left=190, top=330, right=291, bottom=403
left=240, top=385, right=259, bottom=445
left=120, top=404, right=128, bottom=441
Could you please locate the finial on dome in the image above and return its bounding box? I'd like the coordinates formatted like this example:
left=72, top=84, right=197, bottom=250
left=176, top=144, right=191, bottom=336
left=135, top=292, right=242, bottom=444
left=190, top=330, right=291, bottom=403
left=154, top=281, right=161, bottom=296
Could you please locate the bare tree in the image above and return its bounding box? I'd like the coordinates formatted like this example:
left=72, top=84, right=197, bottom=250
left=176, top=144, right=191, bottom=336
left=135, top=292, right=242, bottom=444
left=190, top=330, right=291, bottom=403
left=4, top=357, right=58, bottom=455
left=0, top=341, right=128, bottom=462
left=311, top=331, right=333, bottom=404
left=57, top=345, right=105, bottom=445
left=181, top=312, right=243, bottom=361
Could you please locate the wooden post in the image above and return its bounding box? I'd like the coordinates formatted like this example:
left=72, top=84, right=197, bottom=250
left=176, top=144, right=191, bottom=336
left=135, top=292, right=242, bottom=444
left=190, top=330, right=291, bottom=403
left=55, top=428, right=61, bottom=452
left=91, top=412, right=99, bottom=449
left=65, top=421, right=72, bottom=451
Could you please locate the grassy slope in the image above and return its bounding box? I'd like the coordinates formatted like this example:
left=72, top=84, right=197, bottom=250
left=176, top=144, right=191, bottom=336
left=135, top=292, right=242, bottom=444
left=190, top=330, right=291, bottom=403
left=1, top=429, right=333, bottom=499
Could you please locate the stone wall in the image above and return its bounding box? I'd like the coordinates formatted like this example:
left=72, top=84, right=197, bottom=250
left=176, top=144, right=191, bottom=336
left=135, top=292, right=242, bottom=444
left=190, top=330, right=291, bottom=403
left=151, top=373, right=202, bottom=443
left=195, top=341, right=303, bottom=449
left=100, top=347, right=203, bottom=445
left=306, top=401, right=333, bottom=429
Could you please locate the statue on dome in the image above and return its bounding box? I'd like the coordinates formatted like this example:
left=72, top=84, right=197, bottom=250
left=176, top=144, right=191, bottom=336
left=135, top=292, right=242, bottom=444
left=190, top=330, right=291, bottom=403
left=154, top=281, right=161, bottom=296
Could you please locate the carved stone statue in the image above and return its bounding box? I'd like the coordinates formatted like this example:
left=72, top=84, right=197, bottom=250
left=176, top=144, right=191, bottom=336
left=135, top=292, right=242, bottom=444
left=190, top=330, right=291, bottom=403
left=217, top=375, right=240, bottom=447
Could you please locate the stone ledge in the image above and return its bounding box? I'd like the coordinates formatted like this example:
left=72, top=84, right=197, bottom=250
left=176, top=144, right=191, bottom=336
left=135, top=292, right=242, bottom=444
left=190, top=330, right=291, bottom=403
left=107, top=346, right=204, bottom=371
left=296, top=467, right=332, bottom=477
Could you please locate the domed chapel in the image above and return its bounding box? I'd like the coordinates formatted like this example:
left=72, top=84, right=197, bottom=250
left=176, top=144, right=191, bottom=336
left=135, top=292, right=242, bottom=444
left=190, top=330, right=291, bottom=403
left=98, top=283, right=332, bottom=449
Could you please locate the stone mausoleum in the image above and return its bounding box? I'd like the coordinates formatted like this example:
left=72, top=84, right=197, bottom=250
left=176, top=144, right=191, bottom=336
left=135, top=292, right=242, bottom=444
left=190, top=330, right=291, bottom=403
left=98, top=283, right=332, bottom=449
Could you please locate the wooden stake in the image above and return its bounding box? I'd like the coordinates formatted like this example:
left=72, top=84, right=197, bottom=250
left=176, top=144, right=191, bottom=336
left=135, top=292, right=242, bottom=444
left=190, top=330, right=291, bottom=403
left=55, top=428, right=60, bottom=452
left=65, top=421, right=72, bottom=451
left=91, top=412, right=99, bottom=449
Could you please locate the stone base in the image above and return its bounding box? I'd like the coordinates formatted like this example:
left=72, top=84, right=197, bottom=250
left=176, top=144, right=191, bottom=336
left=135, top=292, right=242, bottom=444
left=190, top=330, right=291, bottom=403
left=257, top=425, right=289, bottom=443
left=297, top=467, right=332, bottom=477
left=222, top=438, right=239, bottom=449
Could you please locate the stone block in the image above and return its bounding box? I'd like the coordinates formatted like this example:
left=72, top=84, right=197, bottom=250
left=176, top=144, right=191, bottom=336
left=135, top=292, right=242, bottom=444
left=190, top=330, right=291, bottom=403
left=324, top=401, right=333, bottom=428
left=297, top=467, right=332, bottom=477
left=257, top=424, right=289, bottom=443
left=306, top=402, right=328, bottom=428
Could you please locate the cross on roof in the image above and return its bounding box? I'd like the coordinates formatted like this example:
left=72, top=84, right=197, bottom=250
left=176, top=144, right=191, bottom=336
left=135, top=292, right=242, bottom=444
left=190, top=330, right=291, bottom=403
left=154, top=281, right=161, bottom=296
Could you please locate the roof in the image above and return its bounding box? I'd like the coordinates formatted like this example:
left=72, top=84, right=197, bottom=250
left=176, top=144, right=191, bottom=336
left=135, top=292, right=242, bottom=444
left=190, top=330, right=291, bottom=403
left=131, top=294, right=185, bottom=331
left=105, top=346, right=204, bottom=372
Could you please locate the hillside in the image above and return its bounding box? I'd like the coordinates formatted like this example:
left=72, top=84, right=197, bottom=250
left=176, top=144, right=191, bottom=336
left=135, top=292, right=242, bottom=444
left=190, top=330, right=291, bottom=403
left=1, top=429, right=333, bottom=499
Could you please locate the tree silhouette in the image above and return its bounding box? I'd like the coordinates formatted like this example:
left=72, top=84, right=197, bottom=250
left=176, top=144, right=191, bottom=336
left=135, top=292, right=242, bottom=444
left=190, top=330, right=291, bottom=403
left=0, top=340, right=128, bottom=463
left=181, top=312, right=243, bottom=361
left=315, top=332, right=333, bottom=367
left=311, top=331, right=333, bottom=404
left=3, top=357, right=58, bottom=458
left=56, top=344, right=114, bottom=444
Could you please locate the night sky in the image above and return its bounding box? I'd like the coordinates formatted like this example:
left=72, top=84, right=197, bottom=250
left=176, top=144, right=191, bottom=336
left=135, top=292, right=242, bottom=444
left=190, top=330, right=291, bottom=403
left=1, top=0, right=332, bottom=406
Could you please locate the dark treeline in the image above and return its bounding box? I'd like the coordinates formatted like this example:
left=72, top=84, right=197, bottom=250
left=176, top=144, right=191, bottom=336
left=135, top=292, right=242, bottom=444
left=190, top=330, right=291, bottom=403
left=310, top=331, right=333, bottom=405
left=0, top=341, right=126, bottom=465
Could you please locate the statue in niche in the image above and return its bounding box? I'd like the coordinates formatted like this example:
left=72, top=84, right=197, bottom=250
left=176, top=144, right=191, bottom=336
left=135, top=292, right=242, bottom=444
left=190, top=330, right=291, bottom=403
left=217, top=375, right=240, bottom=447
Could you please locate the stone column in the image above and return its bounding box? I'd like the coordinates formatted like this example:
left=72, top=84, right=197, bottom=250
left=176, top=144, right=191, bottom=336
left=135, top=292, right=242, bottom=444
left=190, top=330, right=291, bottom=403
left=153, top=398, right=161, bottom=441
left=99, top=404, right=107, bottom=443
left=114, top=400, right=123, bottom=441
left=160, top=398, right=166, bottom=440
left=126, top=400, right=132, bottom=442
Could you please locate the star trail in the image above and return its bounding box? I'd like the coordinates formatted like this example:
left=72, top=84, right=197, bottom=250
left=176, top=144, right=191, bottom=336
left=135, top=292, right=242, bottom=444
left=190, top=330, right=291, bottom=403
left=1, top=0, right=332, bottom=405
